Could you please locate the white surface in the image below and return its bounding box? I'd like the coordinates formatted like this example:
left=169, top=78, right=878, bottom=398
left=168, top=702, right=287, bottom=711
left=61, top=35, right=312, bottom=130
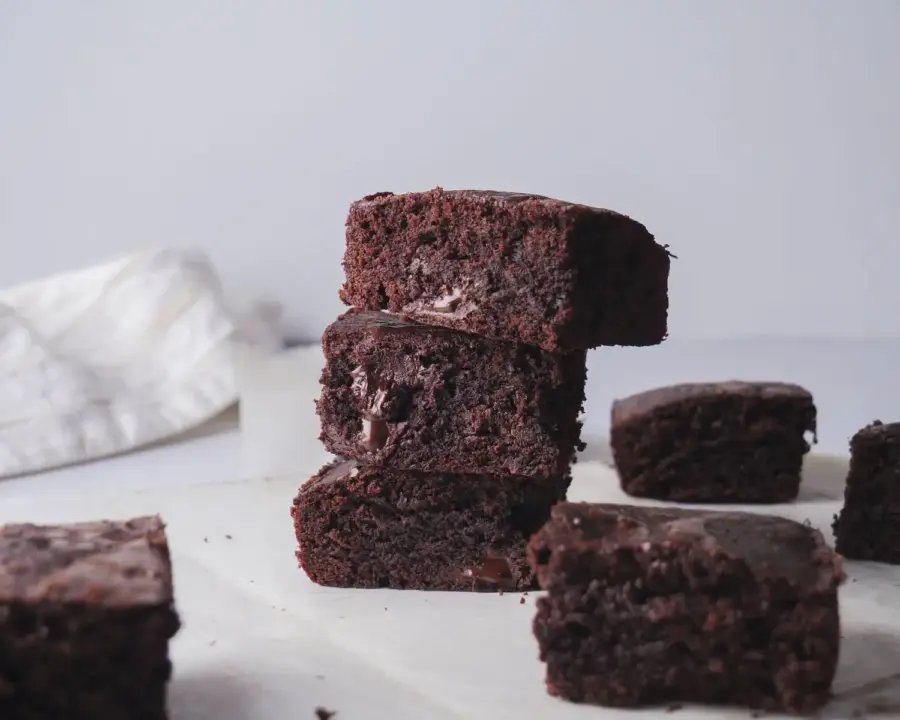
left=0, top=458, right=897, bottom=719
left=0, top=338, right=895, bottom=716
left=0, top=248, right=280, bottom=478
left=2, top=2, right=900, bottom=340
left=237, top=343, right=329, bottom=479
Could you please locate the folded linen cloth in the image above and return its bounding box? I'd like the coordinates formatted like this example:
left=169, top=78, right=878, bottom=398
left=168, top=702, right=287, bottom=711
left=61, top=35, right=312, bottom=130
left=0, top=248, right=282, bottom=478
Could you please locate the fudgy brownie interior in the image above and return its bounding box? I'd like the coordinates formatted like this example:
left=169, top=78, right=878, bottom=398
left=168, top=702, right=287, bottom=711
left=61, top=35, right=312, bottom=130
left=317, top=310, right=586, bottom=477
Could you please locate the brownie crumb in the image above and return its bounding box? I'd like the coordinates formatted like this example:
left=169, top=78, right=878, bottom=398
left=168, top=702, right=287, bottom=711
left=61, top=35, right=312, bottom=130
left=315, top=708, right=336, bottom=719
left=225, top=534, right=233, bottom=540
left=665, top=704, right=683, bottom=713
left=867, top=697, right=900, bottom=713
left=519, top=596, right=526, bottom=604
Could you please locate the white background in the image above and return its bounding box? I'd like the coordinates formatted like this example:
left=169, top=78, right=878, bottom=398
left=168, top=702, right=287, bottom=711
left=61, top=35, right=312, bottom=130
left=2, top=0, right=899, bottom=341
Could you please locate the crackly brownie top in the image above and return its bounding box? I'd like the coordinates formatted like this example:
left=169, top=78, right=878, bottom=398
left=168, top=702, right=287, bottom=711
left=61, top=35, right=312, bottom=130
left=296, top=458, right=555, bottom=496
left=535, top=503, right=844, bottom=591
left=349, top=187, right=632, bottom=221
left=325, top=308, right=487, bottom=343
left=354, top=188, right=556, bottom=207
left=853, top=420, right=900, bottom=442
left=0, top=516, right=174, bottom=607
left=611, top=381, right=813, bottom=426
left=326, top=309, right=416, bottom=335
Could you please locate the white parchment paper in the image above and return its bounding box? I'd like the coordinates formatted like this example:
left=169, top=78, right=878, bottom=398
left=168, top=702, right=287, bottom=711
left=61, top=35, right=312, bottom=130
left=1, top=345, right=896, bottom=719
left=2, top=457, right=898, bottom=719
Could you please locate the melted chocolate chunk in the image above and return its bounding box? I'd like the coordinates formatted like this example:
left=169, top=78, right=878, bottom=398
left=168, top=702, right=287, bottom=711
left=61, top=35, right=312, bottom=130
left=360, top=417, right=390, bottom=451
left=467, top=556, right=516, bottom=589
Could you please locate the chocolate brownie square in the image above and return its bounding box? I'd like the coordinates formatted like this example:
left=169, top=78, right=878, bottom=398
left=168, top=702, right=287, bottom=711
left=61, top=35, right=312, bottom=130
left=340, top=188, right=671, bottom=352
left=292, top=459, right=570, bottom=591
left=527, top=503, right=844, bottom=714
left=833, top=420, right=900, bottom=561
left=0, top=516, right=180, bottom=720
left=610, top=381, right=817, bottom=503
left=316, top=310, right=586, bottom=477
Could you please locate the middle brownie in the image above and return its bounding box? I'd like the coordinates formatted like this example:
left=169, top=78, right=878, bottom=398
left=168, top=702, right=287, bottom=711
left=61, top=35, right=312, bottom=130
left=317, top=309, right=587, bottom=477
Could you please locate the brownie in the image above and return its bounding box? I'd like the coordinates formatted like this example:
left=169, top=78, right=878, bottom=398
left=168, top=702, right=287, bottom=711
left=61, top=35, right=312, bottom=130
left=316, top=309, right=586, bottom=477
left=292, top=459, right=570, bottom=591
left=833, top=420, right=900, bottom=562
left=0, top=516, right=180, bottom=720
left=527, top=503, right=845, bottom=714
left=610, top=381, right=817, bottom=503
left=340, top=188, right=671, bottom=352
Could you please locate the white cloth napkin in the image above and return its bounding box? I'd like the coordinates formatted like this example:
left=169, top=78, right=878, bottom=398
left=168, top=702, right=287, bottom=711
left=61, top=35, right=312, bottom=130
left=0, top=249, right=282, bottom=478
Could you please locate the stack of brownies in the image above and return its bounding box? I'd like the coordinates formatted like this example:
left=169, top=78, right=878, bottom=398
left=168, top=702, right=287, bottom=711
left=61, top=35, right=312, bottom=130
left=291, top=188, right=671, bottom=591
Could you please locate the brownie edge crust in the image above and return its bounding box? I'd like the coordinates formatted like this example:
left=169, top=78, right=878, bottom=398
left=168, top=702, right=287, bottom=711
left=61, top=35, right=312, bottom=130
left=526, top=503, right=844, bottom=714
left=0, top=516, right=181, bottom=720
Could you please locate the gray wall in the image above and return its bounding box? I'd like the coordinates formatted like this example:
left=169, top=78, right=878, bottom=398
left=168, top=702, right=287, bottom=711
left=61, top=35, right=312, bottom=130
left=2, top=1, right=898, bottom=339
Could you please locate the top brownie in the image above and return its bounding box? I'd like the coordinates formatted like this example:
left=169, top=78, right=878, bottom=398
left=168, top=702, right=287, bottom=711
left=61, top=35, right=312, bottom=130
left=340, top=188, right=671, bottom=352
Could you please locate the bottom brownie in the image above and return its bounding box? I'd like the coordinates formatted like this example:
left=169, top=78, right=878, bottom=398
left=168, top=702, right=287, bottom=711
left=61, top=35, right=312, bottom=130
left=527, top=503, right=845, bottom=715
left=292, top=460, right=569, bottom=591
left=833, top=421, right=900, bottom=562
